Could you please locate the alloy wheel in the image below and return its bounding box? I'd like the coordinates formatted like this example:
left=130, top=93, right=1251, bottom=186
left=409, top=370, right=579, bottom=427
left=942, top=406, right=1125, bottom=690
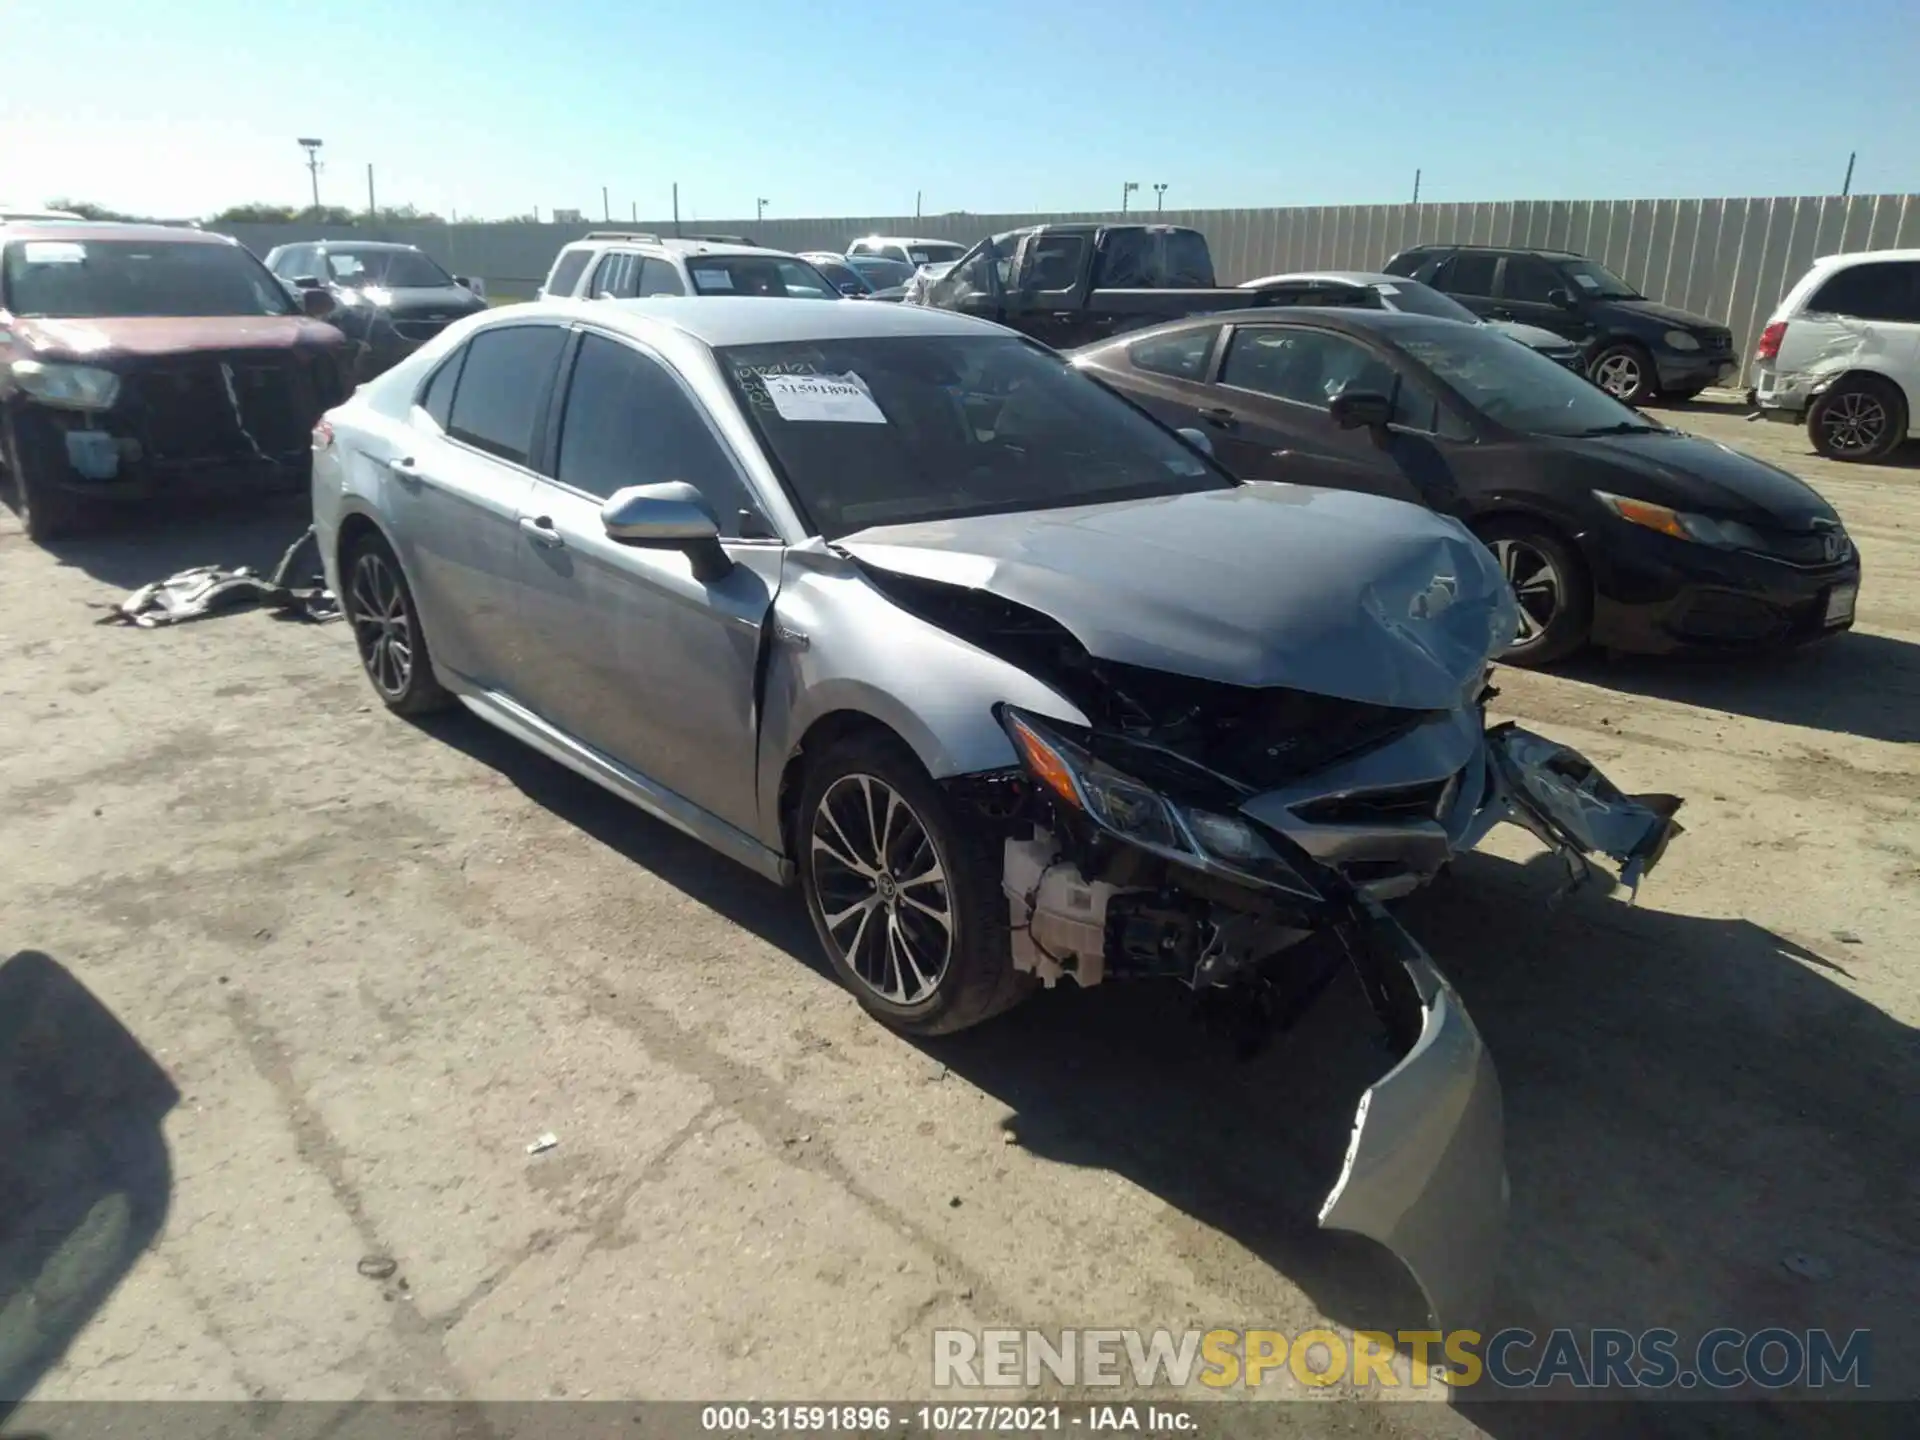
left=348, top=551, right=414, bottom=699
left=1593, top=352, right=1643, bottom=400
left=1818, top=391, right=1888, bottom=456
left=1491, top=538, right=1562, bottom=646
left=810, top=773, right=953, bottom=1005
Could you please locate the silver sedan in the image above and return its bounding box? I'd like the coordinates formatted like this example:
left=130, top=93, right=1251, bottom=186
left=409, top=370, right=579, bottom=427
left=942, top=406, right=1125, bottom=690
left=311, top=296, right=1681, bottom=1336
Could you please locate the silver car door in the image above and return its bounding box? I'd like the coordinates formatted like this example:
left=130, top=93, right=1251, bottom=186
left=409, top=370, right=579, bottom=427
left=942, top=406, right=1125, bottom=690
left=511, top=329, right=782, bottom=836
left=387, top=323, right=567, bottom=691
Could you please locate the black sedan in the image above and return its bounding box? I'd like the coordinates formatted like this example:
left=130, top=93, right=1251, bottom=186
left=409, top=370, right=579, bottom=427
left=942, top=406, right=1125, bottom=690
left=1072, top=309, right=1860, bottom=666
left=261, top=240, right=487, bottom=381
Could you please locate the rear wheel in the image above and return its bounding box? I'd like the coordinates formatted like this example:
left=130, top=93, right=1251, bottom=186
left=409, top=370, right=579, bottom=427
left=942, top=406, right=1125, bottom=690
left=1589, top=342, right=1657, bottom=407
left=1808, top=375, right=1906, bottom=462
left=1475, top=517, right=1593, bottom=668
left=798, top=732, right=1030, bottom=1036
left=341, top=532, right=452, bottom=715
left=4, top=410, right=87, bottom=543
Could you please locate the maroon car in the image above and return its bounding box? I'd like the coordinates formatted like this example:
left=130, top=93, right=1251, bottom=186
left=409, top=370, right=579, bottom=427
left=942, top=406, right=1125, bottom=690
left=0, top=222, right=348, bottom=541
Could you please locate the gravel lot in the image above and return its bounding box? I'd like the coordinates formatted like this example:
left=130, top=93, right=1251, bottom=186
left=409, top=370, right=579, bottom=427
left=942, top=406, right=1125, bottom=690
left=3, top=404, right=1915, bottom=1437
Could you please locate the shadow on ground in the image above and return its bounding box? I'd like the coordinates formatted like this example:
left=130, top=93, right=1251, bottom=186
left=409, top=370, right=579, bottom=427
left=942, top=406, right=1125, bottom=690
left=10, top=492, right=315, bottom=594
left=0, top=951, right=178, bottom=1414
left=1561, top=628, right=1920, bottom=745
left=421, top=707, right=1916, bottom=1436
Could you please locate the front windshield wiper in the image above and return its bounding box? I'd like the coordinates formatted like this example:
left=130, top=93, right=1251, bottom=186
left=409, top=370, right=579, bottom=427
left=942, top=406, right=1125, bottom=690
left=1576, top=421, right=1665, bottom=437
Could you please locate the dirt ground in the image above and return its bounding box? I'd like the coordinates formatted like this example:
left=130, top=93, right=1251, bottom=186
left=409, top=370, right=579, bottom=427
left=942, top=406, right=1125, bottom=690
left=2, top=403, right=1915, bottom=1438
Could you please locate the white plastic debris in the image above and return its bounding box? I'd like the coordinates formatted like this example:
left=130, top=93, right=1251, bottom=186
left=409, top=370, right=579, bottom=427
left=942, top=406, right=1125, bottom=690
left=526, top=1132, right=559, bottom=1155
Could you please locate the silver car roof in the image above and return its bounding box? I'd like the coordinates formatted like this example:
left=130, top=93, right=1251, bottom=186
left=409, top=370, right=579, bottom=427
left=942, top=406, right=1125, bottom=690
left=540, top=294, right=1008, bottom=347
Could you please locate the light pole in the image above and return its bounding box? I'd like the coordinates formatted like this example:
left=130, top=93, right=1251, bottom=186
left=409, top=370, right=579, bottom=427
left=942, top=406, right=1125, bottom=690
left=297, top=138, right=324, bottom=210
left=1152, top=182, right=1168, bottom=212
left=1121, top=181, right=1139, bottom=214
left=757, top=197, right=769, bottom=221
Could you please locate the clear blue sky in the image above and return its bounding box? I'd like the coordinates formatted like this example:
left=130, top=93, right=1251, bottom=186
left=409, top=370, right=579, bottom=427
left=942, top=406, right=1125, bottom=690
left=4, top=0, right=1915, bottom=222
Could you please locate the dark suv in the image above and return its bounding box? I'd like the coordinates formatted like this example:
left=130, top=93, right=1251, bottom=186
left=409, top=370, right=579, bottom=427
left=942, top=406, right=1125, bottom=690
left=1384, top=244, right=1735, bottom=405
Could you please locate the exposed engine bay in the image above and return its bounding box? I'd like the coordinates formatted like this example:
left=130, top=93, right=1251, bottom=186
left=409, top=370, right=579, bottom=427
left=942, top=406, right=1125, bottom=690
left=867, top=559, right=1683, bottom=1336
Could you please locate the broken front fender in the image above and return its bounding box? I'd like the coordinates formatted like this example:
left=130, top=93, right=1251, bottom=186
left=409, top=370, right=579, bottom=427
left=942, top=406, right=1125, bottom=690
left=1481, top=723, right=1683, bottom=895
left=1319, top=906, right=1506, bottom=1338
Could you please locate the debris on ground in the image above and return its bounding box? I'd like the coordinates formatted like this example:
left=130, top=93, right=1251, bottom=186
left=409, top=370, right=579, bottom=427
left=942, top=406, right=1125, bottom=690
left=356, top=1255, right=398, bottom=1280
left=526, top=1132, right=559, bottom=1155
left=96, top=527, right=340, bottom=628
left=1782, top=1252, right=1834, bottom=1281
left=1832, top=929, right=1863, bottom=945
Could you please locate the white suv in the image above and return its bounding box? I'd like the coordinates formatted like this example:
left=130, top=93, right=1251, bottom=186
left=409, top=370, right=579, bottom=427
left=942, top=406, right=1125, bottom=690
left=1751, top=249, right=1920, bottom=462
left=538, top=233, right=840, bottom=302
left=846, top=235, right=968, bottom=269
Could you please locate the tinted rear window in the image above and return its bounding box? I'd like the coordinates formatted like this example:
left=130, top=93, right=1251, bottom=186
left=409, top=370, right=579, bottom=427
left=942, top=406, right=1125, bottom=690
left=1808, top=261, right=1920, bottom=323
left=446, top=325, right=567, bottom=465
left=545, top=248, right=592, bottom=296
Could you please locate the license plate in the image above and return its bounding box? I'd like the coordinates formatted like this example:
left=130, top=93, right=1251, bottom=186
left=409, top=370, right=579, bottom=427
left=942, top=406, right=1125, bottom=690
left=1824, top=583, right=1858, bottom=626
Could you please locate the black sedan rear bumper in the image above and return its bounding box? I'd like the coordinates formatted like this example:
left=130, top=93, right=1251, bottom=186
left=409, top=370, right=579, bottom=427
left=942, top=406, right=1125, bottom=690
left=1583, top=522, right=1860, bottom=655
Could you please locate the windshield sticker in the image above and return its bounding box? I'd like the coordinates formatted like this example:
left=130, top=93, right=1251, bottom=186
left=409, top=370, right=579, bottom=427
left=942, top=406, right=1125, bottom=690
left=1572, top=274, right=1601, bottom=291
left=21, top=241, right=85, bottom=265
left=762, top=372, right=887, bottom=424
left=692, top=267, right=735, bottom=291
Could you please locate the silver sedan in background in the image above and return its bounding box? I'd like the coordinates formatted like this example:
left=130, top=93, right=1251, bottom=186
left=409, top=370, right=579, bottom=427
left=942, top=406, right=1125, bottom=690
left=311, top=297, right=1681, bottom=1336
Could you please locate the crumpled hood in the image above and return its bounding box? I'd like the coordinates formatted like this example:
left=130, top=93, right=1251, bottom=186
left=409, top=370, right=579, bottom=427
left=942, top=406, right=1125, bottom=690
left=1486, top=319, right=1578, bottom=353
left=839, top=484, right=1519, bottom=710
left=14, top=314, right=342, bottom=360
left=1562, top=430, right=1839, bottom=526
left=1614, top=297, right=1722, bottom=331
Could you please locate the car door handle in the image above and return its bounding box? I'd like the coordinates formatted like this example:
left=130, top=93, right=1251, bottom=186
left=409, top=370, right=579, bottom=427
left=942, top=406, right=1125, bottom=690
left=518, top=515, right=565, bottom=548
left=1200, top=407, right=1239, bottom=429
left=386, top=456, right=423, bottom=486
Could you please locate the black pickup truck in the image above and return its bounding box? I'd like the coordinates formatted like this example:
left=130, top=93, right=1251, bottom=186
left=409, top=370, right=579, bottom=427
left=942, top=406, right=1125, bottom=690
left=911, top=223, right=1280, bottom=349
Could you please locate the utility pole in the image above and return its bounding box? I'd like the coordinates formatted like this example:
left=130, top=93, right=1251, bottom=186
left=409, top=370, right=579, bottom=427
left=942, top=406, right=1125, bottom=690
left=602, top=186, right=610, bottom=222
left=631, top=200, right=638, bottom=222
left=1412, top=168, right=1422, bottom=204
left=1152, top=182, right=1168, bottom=212
left=757, top=197, right=769, bottom=221
left=1841, top=152, right=1856, bottom=197
left=1121, top=180, right=1139, bottom=214
left=297, top=138, right=324, bottom=210
left=366, top=163, right=376, bottom=221
left=916, top=190, right=923, bottom=219
left=672, top=182, right=681, bottom=236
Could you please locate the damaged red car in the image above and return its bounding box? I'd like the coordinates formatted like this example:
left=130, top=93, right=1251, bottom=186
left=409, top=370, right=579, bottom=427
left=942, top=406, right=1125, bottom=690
left=0, top=222, right=348, bottom=541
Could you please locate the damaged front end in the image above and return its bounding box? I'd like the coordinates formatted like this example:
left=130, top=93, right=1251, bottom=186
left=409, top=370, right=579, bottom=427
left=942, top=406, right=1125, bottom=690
left=977, top=699, right=1680, bottom=1335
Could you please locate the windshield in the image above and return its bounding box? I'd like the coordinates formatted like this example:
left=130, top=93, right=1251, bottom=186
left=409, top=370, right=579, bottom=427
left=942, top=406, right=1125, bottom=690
left=688, top=255, right=838, bottom=299
left=1559, top=257, right=1641, bottom=300
left=846, top=255, right=914, bottom=288
left=1373, top=279, right=1480, bottom=324
left=1394, top=321, right=1656, bottom=437
left=905, top=242, right=965, bottom=266
left=2, top=238, right=295, bottom=318
left=326, top=247, right=453, bottom=289
left=718, top=334, right=1233, bottom=539
left=812, top=259, right=870, bottom=294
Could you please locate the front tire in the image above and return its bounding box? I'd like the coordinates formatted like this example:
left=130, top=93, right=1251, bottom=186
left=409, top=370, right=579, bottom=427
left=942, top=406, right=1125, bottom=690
left=1808, top=375, right=1906, bottom=462
left=341, top=531, right=452, bottom=715
left=798, top=732, right=1029, bottom=1036
left=1589, top=342, right=1657, bottom=407
left=4, top=410, right=87, bottom=543
left=1476, top=517, right=1593, bottom=668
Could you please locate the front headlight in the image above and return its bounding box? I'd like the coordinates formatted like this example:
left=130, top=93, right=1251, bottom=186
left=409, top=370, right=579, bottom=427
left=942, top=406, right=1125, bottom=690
left=10, top=359, right=120, bottom=411
left=1663, top=329, right=1701, bottom=351
left=1594, top=490, right=1764, bottom=550
left=999, top=707, right=1320, bottom=898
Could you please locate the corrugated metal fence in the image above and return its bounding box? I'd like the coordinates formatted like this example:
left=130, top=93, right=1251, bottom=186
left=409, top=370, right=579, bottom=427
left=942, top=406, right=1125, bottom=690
left=225, top=192, right=1920, bottom=385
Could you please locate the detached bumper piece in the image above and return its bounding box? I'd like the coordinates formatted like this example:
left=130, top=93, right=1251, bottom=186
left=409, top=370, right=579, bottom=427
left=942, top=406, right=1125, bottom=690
left=96, top=527, right=340, bottom=629
left=1320, top=904, right=1505, bottom=1339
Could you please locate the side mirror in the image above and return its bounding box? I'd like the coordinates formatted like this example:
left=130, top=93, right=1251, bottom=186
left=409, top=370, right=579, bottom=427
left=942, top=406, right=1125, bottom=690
left=293, top=275, right=324, bottom=290
left=1548, top=288, right=1578, bottom=310
left=300, top=288, right=337, bottom=320
left=1176, top=427, right=1214, bottom=458
left=600, top=481, right=732, bottom=581
left=1329, top=390, right=1393, bottom=431
left=454, top=275, right=472, bottom=289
